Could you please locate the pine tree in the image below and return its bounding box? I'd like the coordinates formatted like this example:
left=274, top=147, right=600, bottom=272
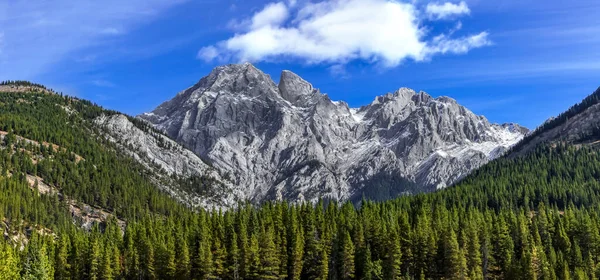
left=259, top=226, right=280, bottom=279
left=23, top=242, right=53, bottom=280
left=124, top=227, right=140, bottom=279
left=559, top=259, right=571, bottom=280
left=358, top=244, right=375, bottom=280
left=160, top=238, right=177, bottom=279
left=226, top=229, right=241, bottom=280
left=176, top=237, right=191, bottom=280
left=141, top=237, right=157, bottom=280
left=54, top=235, right=70, bottom=280
left=490, top=217, right=514, bottom=279
left=301, top=228, right=327, bottom=280
left=211, top=233, right=227, bottom=279
left=383, top=230, right=402, bottom=280
left=88, top=237, right=101, bottom=280
left=196, top=239, right=214, bottom=280
left=287, top=207, right=303, bottom=280
left=0, top=242, right=20, bottom=280
left=100, top=243, right=114, bottom=280
left=465, top=221, right=483, bottom=280
left=339, top=231, right=356, bottom=280
left=247, top=232, right=260, bottom=280
left=110, top=243, right=122, bottom=279
left=442, top=228, right=468, bottom=280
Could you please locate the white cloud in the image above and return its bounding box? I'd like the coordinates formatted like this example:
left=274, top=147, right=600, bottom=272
left=251, top=2, right=289, bottom=29
left=426, top=32, right=491, bottom=56
left=426, top=1, right=470, bottom=20
left=201, top=0, right=488, bottom=68
left=197, top=46, right=221, bottom=62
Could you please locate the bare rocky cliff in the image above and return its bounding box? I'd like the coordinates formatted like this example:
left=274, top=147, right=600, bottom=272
left=138, top=63, right=528, bottom=203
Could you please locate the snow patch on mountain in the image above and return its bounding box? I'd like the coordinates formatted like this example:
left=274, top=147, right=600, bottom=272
left=139, top=63, right=529, bottom=203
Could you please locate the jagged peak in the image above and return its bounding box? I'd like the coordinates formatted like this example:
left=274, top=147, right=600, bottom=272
left=188, top=62, right=276, bottom=96
left=435, top=96, right=458, bottom=104
left=278, top=69, right=319, bottom=105
left=212, top=62, right=256, bottom=72
left=499, top=122, right=530, bottom=134
left=413, top=91, right=433, bottom=104
left=279, top=69, right=311, bottom=87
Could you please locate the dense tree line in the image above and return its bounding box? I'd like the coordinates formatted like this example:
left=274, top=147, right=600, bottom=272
left=0, top=80, right=48, bottom=89
left=1, top=90, right=600, bottom=279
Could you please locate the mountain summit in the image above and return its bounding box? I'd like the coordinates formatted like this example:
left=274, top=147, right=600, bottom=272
left=140, top=63, right=528, bottom=203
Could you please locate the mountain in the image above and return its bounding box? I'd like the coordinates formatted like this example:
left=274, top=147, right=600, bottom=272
left=508, top=86, right=600, bottom=157
left=2, top=82, right=599, bottom=280
left=140, top=63, right=528, bottom=203
left=93, top=114, right=240, bottom=207
left=0, top=82, right=233, bottom=227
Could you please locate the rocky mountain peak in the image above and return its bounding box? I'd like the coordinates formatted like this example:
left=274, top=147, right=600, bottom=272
left=435, top=96, right=458, bottom=104
left=203, top=63, right=277, bottom=98
left=140, top=64, right=528, bottom=203
left=278, top=70, right=318, bottom=106
left=413, top=91, right=433, bottom=104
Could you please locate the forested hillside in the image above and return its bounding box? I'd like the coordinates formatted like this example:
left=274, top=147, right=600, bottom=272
left=509, top=87, right=600, bottom=156
left=1, top=86, right=600, bottom=279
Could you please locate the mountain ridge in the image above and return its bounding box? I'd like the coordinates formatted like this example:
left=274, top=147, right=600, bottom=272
left=139, top=63, right=529, bottom=203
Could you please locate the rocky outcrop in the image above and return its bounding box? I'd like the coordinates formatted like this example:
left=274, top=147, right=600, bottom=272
left=509, top=87, right=600, bottom=157
left=140, top=63, right=528, bottom=203
left=94, top=114, right=241, bottom=208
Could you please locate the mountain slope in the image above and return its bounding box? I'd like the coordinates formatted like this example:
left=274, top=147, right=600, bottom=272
left=0, top=84, right=231, bottom=224
left=140, top=63, right=528, bottom=203
left=94, top=114, right=239, bottom=207
left=509, top=86, right=600, bottom=157
left=2, top=82, right=600, bottom=280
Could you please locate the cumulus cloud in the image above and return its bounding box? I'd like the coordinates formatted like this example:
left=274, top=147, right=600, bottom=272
left=201, top=0, right=488, bottom=68
left=426, top=1, right=470, bottom=20
left=251, top=2, right=289, bottom=29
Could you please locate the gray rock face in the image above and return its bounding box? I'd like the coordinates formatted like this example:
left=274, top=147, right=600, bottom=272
left=510, top=102, right=600, bottom=157
left=94, top=114, right=240, bottom=208
left=140, top=63, right=528, bottom=203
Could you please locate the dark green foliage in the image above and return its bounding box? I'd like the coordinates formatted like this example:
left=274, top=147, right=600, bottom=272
left=0, top=80, right=48, bottom=89
left=2, top=87, right=600, bottom=279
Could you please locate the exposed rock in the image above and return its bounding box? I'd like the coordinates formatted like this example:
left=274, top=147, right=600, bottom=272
left=140, top=63, right=529, bottom=203
left=510, top=97, right=600, bottom=157
left=94, top=114, right=240, bottom=208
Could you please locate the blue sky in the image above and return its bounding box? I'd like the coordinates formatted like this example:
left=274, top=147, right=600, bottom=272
left=0, top=0, right=599, bottom=129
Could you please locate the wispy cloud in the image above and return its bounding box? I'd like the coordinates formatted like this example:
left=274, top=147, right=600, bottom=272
left=462, top=96, right=524, bottom=112
left=91, top=80, right=116, bottom=88
left=328, top=64, right=350, bottom=79
left=199, top=0, right=489, bottom=68
left=99, top=27, right=123, bottom=35
left=0, top=0, right=186, bottom=80
left=426, top=1, right=470, bottom=20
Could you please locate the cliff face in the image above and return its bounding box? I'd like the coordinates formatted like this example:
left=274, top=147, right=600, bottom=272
left=140, top=63, right=527, bottom=203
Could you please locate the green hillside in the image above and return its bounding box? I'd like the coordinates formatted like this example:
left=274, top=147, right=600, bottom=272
left=1, top=86, right=600, bottom=279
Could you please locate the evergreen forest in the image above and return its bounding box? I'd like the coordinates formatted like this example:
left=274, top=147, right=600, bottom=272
left=1, top=86, right=600, bottom=279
